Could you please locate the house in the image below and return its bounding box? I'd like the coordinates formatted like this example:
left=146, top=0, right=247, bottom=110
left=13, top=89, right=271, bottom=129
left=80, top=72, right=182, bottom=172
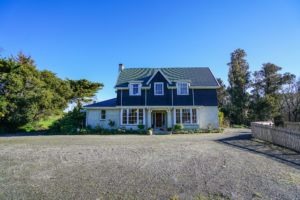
left=84, top=64, right=220, bottom=131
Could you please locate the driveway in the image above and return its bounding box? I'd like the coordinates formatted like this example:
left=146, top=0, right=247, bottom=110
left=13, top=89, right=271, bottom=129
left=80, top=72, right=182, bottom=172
left=0, top=129, right=299, bottom=200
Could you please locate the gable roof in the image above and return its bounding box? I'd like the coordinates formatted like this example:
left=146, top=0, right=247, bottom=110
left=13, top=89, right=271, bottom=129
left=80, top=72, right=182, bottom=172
left=83, top=98, right=117, bottom=108
left=115, top=67, right=220, bottom=88
left=146, top=69, right=171, bottom=85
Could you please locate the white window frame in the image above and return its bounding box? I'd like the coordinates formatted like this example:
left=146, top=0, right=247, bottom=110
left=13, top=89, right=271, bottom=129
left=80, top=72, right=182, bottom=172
left=100, top=110, right=106, bottom=120
left=174, top=108, right=198, bottom=125
left=121, top=108, right=145, bottom=125
left=154, top=82, right=164, bottom=95
left=176, top=82, right=189, bottom=95
left=129, top=83, right=141, bottom=96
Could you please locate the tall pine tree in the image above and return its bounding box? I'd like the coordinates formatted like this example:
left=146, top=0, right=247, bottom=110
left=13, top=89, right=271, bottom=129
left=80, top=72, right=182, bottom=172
left=227, top=49, right=251, bottom=125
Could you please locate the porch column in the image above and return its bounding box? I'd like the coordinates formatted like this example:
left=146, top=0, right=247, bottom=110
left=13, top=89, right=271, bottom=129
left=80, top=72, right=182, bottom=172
left=147, top=109, right=152, bottom=128
left=167, top=109, right=172, bottom=128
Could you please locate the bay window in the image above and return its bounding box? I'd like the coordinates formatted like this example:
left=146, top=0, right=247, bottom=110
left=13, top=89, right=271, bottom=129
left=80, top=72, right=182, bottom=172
left=121, top=109, right=145, bottom=125
left=175, top=108, right=198, bottom=124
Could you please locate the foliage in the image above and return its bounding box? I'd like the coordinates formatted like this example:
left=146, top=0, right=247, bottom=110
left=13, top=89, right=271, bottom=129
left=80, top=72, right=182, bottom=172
left=218, top=109, right=224, bottom=127
left=138, top=124, right=145, bottom=129
left=167, top=127, right=172, bottom=131
left=148, top=127, right=153, bottom=130
left=0, top=52, right=102, bottom=131
left=108, top=120, right=115, bottom=127
left=232, top=124, right=244, bottom=128
left=250, top=63, right=295, bottom=121
left=68, top=79, right=103, bottom=108
left=174, top=124, right=184, bottom=130
left=227, top=49, right=251, bottom=125
left=173, top=128, right=223, bottom=134
left=273, top=114, right=284, bottom=127
left=216, top=78, right=229, bottom=108
left=207, top=122, right=214, bottom=130
left=49, top=108, right=85, bottom=133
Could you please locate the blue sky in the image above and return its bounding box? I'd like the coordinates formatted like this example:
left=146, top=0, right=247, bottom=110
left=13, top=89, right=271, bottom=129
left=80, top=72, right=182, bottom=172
left=0, top=0, right=299, bottom=101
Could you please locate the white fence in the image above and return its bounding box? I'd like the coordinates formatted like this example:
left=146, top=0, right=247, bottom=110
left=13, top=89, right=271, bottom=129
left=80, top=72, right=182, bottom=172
left=251, top=122, right=300, bottom=152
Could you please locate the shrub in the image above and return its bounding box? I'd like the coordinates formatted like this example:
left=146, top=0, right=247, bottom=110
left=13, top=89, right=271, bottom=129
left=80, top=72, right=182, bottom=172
left=218, top=109, right=224, bottom=127
left=108, top=120, right=115, bottom=128
left=49, top=108, right=85, bottom=133
left=60, top=124, right=73, bottom=133
left=19, top=125, right=36, bottom=132
left=94, top=125, right=102, bottom=133
left=274, top=114, right=284, bottom=127
left=148, top=127, right=153, bottom=130
left=207, top=122, right=214, bottom=130
left=174, top=124, right=184, bottom=130
left=167, top=127, right=172, bottom=131
left=138, top=124, right=145, bottom=130
left=80, top=128, right=88, bottom=134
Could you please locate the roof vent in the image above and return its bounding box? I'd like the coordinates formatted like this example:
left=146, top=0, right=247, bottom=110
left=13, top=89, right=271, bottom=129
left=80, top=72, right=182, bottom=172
left=119, top=63, right=124, bottom=72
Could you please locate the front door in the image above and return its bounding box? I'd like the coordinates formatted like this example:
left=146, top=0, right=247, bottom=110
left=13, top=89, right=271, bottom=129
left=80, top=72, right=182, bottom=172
left=156, top=113, right=162, bottom=128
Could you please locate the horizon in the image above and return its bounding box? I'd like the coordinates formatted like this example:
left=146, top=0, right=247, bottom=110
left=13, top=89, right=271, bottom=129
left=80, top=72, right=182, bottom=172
left=1, top=0, right=299, bottom=101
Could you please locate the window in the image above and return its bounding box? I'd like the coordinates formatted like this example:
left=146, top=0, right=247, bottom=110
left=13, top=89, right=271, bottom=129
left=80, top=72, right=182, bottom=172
left=177, top=83, right=189, bottom=95
left=100, top=110, right=106, bottom=120
left=122, top=109, right=127, bottom=124
left=182, top=109, right=191, bottom=123
left=175, top=109, right=198, bottom=124
left=192, top=109, right=197, bottom=123
left=176, top=109, right=181, bottom=124
left=121, top=109, right=144, bottom=125
left=129, top=83, right=141, bottom=96
left=154, top=82, right=164, bottom=95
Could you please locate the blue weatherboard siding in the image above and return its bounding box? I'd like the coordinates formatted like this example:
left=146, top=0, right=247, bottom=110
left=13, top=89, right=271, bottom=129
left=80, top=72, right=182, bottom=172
left=116, top=71, right=218, bottom=107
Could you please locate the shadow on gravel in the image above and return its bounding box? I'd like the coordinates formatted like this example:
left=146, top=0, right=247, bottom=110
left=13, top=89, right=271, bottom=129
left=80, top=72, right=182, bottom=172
left=217, top=133, right=300, bottom=169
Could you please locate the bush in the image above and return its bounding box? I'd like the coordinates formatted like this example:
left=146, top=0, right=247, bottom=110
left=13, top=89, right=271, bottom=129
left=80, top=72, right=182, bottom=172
left=49, top=108, right=85, bottom=133
left=94, top=125, right=102, bottom=133
left=274, top=114, right=284, bottom=127
left=19, top=124, right=36, bottom=132
left=138, top=124, right=145, bottom=130
left=174, top=124, right=184, bottom=130
left=167, top=127, right=172, bottom=131
left=218, top=109, right=224, bottom=127
left=148, top=127, right=153, bottom=130
left=108, top=120, right=115, bottom=128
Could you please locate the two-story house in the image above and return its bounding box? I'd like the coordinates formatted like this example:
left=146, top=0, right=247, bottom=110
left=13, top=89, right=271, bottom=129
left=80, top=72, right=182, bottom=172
left=84, top=64, right=220, bottom=131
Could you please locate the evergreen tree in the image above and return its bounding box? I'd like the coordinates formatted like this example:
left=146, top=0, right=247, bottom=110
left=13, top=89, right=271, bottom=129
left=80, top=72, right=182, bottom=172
left=251, top=63, right=295, bottom=121
left=227, top=49, right=251, bottom=125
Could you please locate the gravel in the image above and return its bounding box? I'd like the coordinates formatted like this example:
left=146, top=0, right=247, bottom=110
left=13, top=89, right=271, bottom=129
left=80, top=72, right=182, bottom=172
left=0, top=128, right=299, bottom=200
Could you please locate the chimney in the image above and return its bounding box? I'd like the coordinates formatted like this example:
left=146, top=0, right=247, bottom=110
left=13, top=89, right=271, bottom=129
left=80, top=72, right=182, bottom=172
left=119, top=63, right=124, bottom=72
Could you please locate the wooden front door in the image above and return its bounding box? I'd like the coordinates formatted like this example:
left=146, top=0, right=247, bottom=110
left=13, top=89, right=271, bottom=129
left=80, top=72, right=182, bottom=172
left=155, top=113, right=163, bottom=128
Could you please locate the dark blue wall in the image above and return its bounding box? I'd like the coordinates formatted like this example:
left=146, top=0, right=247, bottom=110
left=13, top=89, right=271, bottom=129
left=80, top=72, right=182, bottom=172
left=116, top=71, right=218, bottom=106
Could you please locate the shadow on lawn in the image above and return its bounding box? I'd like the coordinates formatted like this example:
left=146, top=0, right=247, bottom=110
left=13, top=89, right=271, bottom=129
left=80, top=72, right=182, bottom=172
left=217, top=133, right=300, bottom=169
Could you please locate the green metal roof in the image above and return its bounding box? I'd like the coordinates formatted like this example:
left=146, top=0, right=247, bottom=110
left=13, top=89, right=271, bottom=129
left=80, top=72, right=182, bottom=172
left=115, top=67, right=219, bottom=87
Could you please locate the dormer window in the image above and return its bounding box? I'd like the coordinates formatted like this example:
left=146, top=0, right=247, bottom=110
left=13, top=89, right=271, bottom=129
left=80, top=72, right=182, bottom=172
left=154, top=82, right=164, bottom=95
left=177, top=82, right=189, bottom=95
left=129, top=83, right=141, bottom=96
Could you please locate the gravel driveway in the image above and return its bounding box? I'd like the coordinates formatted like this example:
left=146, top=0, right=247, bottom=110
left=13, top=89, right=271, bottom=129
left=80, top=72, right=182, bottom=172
left=0, top=129, right=299, bottom=200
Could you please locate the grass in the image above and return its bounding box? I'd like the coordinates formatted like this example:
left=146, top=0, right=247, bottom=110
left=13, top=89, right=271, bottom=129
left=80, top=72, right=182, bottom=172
left=232, top=124, right=245, bottom=128
left=18, top=115, right=61, bottom=132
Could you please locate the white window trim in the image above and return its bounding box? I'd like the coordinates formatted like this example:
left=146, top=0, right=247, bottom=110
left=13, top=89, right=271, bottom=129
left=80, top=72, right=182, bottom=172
left=129, top=83, right=141, bottom=96
left=174, top=108, right=198, bottom=125
left=176, top=82, right=189, bottom=95
left=154, top=82, right=164, bottom=95
left=121, top=108, right=145, bottom=125
left=100, top=110, right=106, bottom=120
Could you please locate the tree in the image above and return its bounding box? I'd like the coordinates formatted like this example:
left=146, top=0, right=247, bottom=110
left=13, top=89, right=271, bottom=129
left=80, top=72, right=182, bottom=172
left=0, top=52, right=103, bottom=130
left=227, top=49, right=251, bottom=125
left=250, top=63, right=295, bottom=121
left=216, top=78, right=228, bottom=108
left=279, top=79, right=300, bottom=122
left=68, top=79, right=104, bottom=108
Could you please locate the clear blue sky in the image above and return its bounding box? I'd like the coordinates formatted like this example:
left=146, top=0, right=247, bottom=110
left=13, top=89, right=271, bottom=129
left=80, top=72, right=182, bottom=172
left=1, top=0, right=299, bottom=101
